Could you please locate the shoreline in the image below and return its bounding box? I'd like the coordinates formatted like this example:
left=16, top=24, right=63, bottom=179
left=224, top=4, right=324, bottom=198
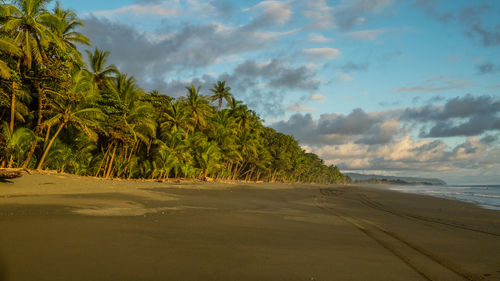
left=1, top=173, right=499, bottom=280
left=374, top=183, right=500, bottom=211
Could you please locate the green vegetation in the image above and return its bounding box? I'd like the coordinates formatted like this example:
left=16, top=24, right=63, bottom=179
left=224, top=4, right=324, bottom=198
left=0, top=0, right=350, bottom=184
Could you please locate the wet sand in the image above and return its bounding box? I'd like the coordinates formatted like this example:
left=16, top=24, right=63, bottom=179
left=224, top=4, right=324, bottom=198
left=0, top=172, right=499, bottom=281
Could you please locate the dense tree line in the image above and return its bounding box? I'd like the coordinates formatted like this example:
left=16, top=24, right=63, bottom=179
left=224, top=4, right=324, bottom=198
left=0, top=0, right=350, bottom=184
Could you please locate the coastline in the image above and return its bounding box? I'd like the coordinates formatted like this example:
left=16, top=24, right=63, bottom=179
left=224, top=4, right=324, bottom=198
left=376, top=183, right=500, bottom=211
left=1, top=173, right=499, bottom=280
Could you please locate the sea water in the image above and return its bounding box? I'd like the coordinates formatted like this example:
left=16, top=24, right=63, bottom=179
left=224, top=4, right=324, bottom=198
left=388, top=185, right=500, bottom=211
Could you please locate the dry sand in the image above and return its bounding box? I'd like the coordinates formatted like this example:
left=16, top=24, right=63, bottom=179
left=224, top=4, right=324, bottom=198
left=0, top=172, right=499, bottom=281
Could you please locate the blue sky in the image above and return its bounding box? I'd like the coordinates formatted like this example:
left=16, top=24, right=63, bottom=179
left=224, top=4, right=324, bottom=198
left=55, top=0, right=500, bottom=184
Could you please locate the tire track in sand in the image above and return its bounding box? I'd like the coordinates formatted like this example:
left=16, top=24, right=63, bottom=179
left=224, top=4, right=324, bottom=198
left=355, top=192, right=500, bottom=238
left=316, top=188, right=482, bottom=281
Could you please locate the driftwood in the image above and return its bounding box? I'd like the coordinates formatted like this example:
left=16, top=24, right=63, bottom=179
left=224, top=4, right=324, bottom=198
left=0, top=168, right=25, bottom=179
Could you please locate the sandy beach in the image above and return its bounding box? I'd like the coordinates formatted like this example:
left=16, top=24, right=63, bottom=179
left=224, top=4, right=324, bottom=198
left=0, top=172, right=499, bottom=281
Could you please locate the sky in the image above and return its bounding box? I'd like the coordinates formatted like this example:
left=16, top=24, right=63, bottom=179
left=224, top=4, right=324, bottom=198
left=54, top=0, right=500, bottom=184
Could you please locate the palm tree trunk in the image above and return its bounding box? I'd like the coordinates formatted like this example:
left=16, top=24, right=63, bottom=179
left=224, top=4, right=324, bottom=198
left=7, top=155, right=14, bottom=168
left=9, top=81, right=16, bottom=133
left=102, top=148, right=112, bottom=177
left=36, top=122, right=65, bottom=170
left=218, top=97, right=222, bottom=111
left=95, top=144, right=112, bottom=177
left=44, top=126, right=51, bottom=144
left=22, top=84, right=45, bottom=169
left=21, top=142, right=35, bottom=169
left=105, top=144, right=117, bottom=178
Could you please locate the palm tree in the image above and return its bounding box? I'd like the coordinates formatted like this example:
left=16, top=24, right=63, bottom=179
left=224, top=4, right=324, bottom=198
left=194, top=139, right=221, bottom=179
left=209, top=81, right=232, bottom=111
left=0, top=37, right=22, bottom=133
left=160, top=101, right=192, bottom=134
left=84, top=48, right=118, bottom=93
left=1, top=0, right=65, bottom=168
left=100, top=73, right=155, bottom=178
left=36, top=70, right=104, bottom=170
left=183, top=85, right=212, bottom=131
left=0, top=121, right=35, bottom=168
left=0, top=37, right=21, bottom=79
left=0, top=0, right=62, bottom=68
left=50, top=1, right=90, bottom=65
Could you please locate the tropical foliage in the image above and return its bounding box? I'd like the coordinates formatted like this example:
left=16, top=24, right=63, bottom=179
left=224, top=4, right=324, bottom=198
left=0, top=0, right=350, bottom=184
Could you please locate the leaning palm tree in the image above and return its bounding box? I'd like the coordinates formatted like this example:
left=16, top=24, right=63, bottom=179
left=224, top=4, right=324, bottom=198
left=209, top=81, right=232, bottom=111
left=101, top=73, right=155, bottom=178
left=36, top=70, right=104, bottom=170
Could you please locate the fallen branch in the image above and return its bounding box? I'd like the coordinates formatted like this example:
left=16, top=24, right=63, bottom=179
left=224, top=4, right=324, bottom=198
left=0, top=168, right=25, bottom=179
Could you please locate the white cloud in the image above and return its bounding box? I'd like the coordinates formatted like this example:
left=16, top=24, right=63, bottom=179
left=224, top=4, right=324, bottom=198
left=309, top=94, right=327, bottom=102
left=303, top=0, right=334, bottom=29
left=92, top=4, right=179, bottom=18
left=307, top=33, right=332, bottom=43
left=303, top=48, right=341, bottom=60
left=309, top=135, right=495, bottom=174
left=246, top=1, right=292, bottom=25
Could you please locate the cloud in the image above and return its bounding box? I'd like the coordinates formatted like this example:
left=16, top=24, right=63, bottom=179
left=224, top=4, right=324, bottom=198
left=341, top=62, right=369, bottom=73
left=80, top=9, right=301, bottom=94
left=91, top=3, right=179, bottom=18
left=303, top=0, right=394, bottom=31
left=272, top=108, right=397, bottom=145
left=333, top=0, right=393, bottom=31
left=318, top=109, right=383, bottom=136
left=335, top=72, right=353, bottom=82
left=401, top=94, right=500, bottom=121
left=232, top=59, right=320, bottom=91
left=306, top=33, right=332, bottom=43
left=481, top=135, right=499, bottom=144
left=355, top=119, right=399, bottom=145
left=287, top=103, right=316, bottom=112
left=309, top=94, right=326, bottom=102
left=245, top=1, right=293, bottom=27
left=303, top=48, right=341, bottom=60
left=412, top=0, right=453, bottom=22
left=348, top=29, right=384, bottom=40
left=305, top=135, right=500, bottom=179
left=303, top=0, right=334, bottom=29
left=401, top=94, right=500, bottom=137
left=413, top=1, right=500, bottom=47
left=273, top=95, right=500, bottom=144
left=396, top=75, right=470, bottom=93
left=272, top=113, right=319, bottom=143
left=459, top=6, right=500, bottom=47
left=477, top=62, right=500, bottom=74
left=151, top=58, right=321, bottom=117
left=272, top=95, right=500, bottom=181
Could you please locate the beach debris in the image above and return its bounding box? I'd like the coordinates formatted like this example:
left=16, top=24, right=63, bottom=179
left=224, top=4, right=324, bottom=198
left=0, top=168, right=26, bottom=180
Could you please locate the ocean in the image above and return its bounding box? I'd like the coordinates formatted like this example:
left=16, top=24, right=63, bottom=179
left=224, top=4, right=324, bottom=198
left=388, top=184, right=500, bottom=211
